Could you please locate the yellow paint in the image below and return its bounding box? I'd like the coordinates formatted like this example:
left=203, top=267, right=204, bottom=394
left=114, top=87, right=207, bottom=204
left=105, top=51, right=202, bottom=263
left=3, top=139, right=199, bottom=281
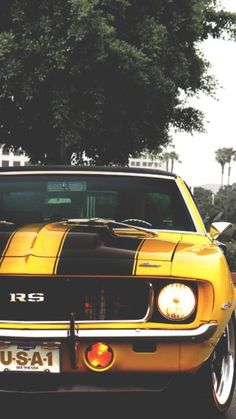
left=133, top=235, right=181, bottom=276
left=0, top=229, right=19, bottom=267
left=136, top=237, right=179, bottom=261
left=135, top=261, right=171, bottom=276
left=59, top=341, right=215, bottom=373
left=0, top=222, right=72, bottom=274
left=179, top=342, right=214, bottom=372
left=77, top=342, right=180, bottom=373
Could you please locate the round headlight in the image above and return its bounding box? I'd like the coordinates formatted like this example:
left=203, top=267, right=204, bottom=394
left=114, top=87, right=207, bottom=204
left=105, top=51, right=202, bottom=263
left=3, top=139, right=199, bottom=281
left=157, top=283, right=196, bottom=320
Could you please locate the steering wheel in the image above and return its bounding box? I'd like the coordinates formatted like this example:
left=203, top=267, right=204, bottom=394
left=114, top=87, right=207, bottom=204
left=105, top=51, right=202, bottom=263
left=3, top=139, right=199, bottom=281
left=121, top=219, right=153, bottom=228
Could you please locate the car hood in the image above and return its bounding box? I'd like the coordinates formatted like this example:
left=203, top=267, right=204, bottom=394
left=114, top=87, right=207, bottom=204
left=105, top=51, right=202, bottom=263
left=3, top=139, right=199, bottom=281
left=0, top=222, right=219, bottom=279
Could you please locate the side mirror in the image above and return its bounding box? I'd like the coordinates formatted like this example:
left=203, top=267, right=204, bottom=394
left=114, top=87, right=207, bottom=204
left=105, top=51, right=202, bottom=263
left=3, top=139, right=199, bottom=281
left=209, top=222, right=234, bottom=241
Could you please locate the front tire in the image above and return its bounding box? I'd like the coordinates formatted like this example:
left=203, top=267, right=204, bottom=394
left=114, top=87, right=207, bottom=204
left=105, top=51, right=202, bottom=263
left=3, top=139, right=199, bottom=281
left=195, top=312, right=236, bottom=415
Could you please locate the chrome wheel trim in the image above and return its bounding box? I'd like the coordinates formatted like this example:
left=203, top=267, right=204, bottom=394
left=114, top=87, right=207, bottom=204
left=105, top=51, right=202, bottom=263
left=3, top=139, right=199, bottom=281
left=212, top=319, right=235, bottom=406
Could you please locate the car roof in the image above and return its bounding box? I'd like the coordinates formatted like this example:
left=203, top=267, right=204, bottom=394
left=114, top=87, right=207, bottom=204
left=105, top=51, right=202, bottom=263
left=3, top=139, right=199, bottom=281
left=0, top=165, right=177, bottom=178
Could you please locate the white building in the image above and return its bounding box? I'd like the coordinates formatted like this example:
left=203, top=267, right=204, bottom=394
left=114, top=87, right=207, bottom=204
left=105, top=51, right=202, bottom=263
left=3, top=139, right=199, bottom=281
left=128, top=152, right=165, bottom=170
left=0, top=145, right=30, bottom=167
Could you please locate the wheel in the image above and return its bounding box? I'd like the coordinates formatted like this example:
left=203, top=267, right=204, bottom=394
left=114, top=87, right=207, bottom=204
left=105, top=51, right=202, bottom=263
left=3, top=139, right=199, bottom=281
left=121, top=219, right=153, bottom=228
left=195, top=312, right=236, bottom=415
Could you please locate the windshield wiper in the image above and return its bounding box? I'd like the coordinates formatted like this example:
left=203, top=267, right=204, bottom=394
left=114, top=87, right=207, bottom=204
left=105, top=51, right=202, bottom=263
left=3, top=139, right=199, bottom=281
left=0, top=220, right=14, bottom=225
left=64, top=218, right=157, bottom=238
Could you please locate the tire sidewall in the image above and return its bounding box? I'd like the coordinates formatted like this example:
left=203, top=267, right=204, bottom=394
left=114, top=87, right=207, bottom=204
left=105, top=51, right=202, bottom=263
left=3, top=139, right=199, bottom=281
left=199, top=311, right=236, bottom=414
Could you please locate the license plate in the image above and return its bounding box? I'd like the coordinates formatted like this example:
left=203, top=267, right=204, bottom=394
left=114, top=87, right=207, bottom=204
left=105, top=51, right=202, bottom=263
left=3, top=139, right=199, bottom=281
left=0, top=343, right=60, bottom=373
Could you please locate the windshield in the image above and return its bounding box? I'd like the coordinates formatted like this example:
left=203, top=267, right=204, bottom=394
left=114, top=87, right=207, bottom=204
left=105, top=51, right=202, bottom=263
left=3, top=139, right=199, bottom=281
left=0, top=174, right=196, bottom=231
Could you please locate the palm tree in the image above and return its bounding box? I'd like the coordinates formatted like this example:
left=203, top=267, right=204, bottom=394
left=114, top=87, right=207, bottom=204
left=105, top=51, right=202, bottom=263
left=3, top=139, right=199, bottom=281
left=215, top=147, right=236, bottom=220
left=232, top=150, right=236, bottom=182
left=160, top=149, right=181, bottom=173
left=223, top=147, right=236, bottom=186
left=215, top=147, right=236, bottom=187
left=168, top=151, right=181, bottom=172
left=215, top=148, right=228, bottom=187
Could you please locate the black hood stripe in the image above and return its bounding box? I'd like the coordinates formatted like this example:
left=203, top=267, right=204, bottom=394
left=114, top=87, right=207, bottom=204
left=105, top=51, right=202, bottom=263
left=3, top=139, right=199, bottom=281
left=56, top=225, right=144, bottom=276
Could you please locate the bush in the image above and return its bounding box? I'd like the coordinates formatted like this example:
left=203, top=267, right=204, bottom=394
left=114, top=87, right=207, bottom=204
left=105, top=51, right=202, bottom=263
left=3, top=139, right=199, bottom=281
left=225, top=240, right=236, bottom=272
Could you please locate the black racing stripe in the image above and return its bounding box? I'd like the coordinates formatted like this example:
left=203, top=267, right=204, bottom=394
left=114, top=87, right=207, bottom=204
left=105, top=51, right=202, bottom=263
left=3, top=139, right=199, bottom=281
left=56, top=225, right=143, bottom=276
left=57, top=258, right=136, bottom=275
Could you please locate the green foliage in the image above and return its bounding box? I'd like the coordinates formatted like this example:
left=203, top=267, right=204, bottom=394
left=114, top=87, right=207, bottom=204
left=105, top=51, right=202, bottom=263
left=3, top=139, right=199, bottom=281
left=193, top=186, right=218, bottom=228
left=194, top=184, right=236, bottom=228
left=225, top=240, right=236, bottom=272
left=194, top=183, right=236, bottom=272
left=214, top=184, right=236, bottom=223
left=0, top=1, right=235, bottom=164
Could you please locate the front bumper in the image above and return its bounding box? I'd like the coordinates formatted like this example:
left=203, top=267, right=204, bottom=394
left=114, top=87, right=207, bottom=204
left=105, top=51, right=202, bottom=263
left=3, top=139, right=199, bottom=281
left=0, top=322, right=217, bottom=343
left=0, top=322, right=219, bottom=392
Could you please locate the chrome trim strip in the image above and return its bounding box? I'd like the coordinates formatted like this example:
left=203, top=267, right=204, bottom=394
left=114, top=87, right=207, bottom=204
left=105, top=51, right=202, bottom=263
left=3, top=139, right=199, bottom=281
left=139, top=263, right=161, bottom=268
left=0, top=323, right=217, bottom=342
left=76, top=323, right=217, bottom=342
left=0, top=329, right=69, bottom=338
left=0, top=171, right=174, bottom=179
left=147, top=284, right=155, bottom=321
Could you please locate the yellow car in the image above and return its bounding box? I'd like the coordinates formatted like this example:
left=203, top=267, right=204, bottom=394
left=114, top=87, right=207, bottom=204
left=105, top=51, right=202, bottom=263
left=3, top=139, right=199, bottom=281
left=0, top=166, right=235, bottom=414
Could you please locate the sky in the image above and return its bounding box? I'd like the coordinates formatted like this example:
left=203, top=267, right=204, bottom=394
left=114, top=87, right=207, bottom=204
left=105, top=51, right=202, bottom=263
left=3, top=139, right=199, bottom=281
left=171, top=0, right=236, bottom=189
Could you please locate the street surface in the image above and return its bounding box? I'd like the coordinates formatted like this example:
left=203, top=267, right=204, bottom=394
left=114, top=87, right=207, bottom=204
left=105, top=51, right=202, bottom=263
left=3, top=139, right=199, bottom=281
left=0, top=387, right=235, bottom=418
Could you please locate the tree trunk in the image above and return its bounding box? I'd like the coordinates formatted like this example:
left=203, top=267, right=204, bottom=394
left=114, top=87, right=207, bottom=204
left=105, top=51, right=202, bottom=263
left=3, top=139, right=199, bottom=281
left=221, top=166, right=224, bottom=187
left=227, top=165, right=231, bottom=186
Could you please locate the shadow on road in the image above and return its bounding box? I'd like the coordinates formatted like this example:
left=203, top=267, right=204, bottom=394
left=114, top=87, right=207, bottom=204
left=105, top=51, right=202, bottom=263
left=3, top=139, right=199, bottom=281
left=1, top=390, right=235, bottom=419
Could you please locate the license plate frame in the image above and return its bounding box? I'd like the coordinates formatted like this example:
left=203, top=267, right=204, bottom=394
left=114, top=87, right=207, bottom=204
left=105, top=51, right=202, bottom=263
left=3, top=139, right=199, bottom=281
left=0, top=343, right=60, bottom=373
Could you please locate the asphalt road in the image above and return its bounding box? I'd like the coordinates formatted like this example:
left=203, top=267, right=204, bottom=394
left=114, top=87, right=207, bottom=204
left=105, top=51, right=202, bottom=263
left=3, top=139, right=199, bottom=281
left=0, top=388, right=235, bottom=418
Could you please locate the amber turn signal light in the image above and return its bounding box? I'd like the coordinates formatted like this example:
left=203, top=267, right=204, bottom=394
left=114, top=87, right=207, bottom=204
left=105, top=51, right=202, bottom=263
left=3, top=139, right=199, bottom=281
left=85, top=342, right=113, bottom=370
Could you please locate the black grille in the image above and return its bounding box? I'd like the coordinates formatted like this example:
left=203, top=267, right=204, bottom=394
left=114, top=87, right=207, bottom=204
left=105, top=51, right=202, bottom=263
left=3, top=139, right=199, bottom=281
left=0, top=277, right=151, bottom=322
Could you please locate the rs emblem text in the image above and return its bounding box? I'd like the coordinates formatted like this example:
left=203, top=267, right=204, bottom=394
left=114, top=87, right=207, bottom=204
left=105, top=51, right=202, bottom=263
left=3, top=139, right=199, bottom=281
left=9, top=293, right=45, bottom=303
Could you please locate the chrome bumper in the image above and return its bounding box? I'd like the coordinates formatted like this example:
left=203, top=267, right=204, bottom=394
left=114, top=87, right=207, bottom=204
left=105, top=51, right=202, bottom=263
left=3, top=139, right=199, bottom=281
left=0, top=322, right=218, bottom=343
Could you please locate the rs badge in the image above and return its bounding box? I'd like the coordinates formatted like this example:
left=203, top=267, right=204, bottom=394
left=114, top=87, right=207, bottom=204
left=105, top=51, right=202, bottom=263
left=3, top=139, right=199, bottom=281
left=9, top=293, right=45, bottom=303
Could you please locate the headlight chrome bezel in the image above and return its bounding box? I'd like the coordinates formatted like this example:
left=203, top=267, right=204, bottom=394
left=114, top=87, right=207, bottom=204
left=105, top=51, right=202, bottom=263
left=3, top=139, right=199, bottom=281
left=156, top=282, right=197, bottom=321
